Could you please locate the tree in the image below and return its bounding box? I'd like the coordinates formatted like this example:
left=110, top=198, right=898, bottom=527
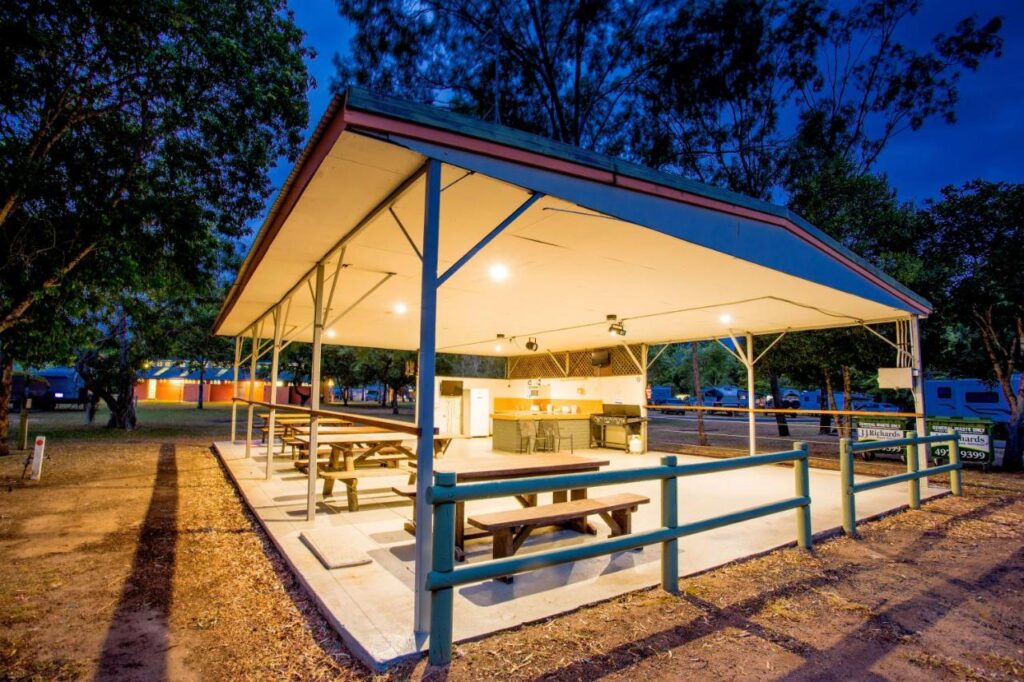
left=922, top=181, right=1024, bottom=469
left=334, top=0, right=663, bottom=152
left=173, top=293, right=235, bottom=410
left=1, top=0, right=309, bottom=337
left=634, top=0, right=1002, bottom=199
left=322, top=346, right=359, bottom=405
left=355, top=348, right=415, bottom=414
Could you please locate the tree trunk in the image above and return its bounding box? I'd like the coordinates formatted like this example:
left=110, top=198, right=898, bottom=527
left=1006, top=407, right=1023, bottom=471
left=768, top=373, right=789, bottom=437
left=197, top=364, right=206, bottom=410
left=691, top=341, right=708, bottom=446
left=819, top=370, right=835, bottom=436
left=0, top=354, right=12, bottom=456
left=342, top=387, right=349, bottom=406
left=841, top=365, right=853, bottom=439
left=390, top=386, right=399, bottom=415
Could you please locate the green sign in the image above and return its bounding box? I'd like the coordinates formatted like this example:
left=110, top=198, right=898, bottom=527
left=927, top=417, right=994, bottom=465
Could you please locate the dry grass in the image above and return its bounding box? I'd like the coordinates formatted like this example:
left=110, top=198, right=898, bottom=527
left=2, top=409, right=1023, bottom=680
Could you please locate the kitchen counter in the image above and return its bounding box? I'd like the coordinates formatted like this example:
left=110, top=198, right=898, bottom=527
left=490, top=413, right=591, bottom=452
left=490, top=412, right=589, bottom=421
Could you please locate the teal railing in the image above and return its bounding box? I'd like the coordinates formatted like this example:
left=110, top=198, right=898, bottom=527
left=426, top=444, right=812, bottom=665
left=839, top=432, right=963, bottom=536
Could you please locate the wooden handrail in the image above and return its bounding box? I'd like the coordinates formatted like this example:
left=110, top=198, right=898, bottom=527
left=233, top=397, right=424, bottom=435
left=645, top=404, right=922, bottom=419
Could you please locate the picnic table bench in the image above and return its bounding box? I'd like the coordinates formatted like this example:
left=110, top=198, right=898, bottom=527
left=468, top=493, right=649, bottom=580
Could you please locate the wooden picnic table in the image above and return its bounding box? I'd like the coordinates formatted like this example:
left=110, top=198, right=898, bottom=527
left=292, top=431, right=453, bottom=512
left=403, top=453, right=610, bottom=558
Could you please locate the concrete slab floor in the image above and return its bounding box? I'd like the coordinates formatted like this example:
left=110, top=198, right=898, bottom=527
left=213, top=438, right=945, bottom=670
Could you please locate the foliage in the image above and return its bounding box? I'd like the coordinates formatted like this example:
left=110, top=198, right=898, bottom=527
left=0, top=0, right=310, bottom=338
left=921, top=181, right=1024, bottom=468
left=334, top=0, right=664, bottom=151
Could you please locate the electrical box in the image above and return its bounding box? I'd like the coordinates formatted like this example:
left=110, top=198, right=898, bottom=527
left=877, top=367, right=913, bottom=389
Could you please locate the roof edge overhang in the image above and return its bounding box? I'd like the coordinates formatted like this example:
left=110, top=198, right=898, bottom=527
left=215, top=87, right=931, bottom=335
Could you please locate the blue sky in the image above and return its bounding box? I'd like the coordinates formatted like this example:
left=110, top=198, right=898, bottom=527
left=268, top=0, right=1023, bottom=221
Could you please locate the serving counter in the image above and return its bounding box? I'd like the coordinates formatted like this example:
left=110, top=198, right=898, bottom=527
left=490, top=412, right=592, bottom=452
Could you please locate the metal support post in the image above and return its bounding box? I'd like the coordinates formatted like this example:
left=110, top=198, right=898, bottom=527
left=415, top=158, right=442, bottom=637
left=839, top=438, right=856, bottom=536
left=909, top=316, right=928, bottom=487
left=640, top=343, right=649, bottom=452
left=746, top=332, right=756, bottom=455
left=950, top=437, right=963, bottom=496
left=230, top=336, right=241, bottom=443
left=428, top=471, right=457, bottom=666
left=266, top=305, right=283, bottom=480
left=307, top=264, right=325, bottom=522
left=245, top=325, right=258, bottom=458
left=660, top=455, right=680, bottom=593
left=794, top=441, right=812, bottom=549
left=18, top=400, right=30, bottom=450
left=905, top=431, right=921, bottom=509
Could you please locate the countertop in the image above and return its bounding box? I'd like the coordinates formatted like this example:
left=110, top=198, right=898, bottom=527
left=491, top=412, right=591, bottom=421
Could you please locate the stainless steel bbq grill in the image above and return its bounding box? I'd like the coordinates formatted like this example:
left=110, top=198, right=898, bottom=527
left=590, top=404, right=647, bottom=452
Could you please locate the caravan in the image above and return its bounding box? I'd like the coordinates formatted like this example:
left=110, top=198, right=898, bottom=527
left=925, top=376, right=1018, bottom=423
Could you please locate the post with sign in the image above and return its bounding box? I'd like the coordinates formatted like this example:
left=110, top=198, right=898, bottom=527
left=30, top=436, right=45, bottom=480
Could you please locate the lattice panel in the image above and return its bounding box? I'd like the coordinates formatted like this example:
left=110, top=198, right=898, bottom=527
left=507, top=344, right=644, bottom=379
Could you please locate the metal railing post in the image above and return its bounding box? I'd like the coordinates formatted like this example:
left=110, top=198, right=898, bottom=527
left=950, top=435, right=963, bottom=496
left=794, top=441, right=812, bottom=549
left=840, top=438, right=856, bottom=536
left=905, top=430, right=921, bottom=509
left=660, top=455, right=679, bottom=593
left=428, top=471, right=457, bottom=666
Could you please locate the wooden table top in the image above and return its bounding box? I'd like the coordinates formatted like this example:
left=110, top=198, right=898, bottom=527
left=288, top=425, right=387, bottom=435
left=292, top=429, right=409, bottom=445
left=258, top=414, right=350, bottom=424
left=491, top=412, right=591, bottom=421
left=421, top=453, right=609, bottom=481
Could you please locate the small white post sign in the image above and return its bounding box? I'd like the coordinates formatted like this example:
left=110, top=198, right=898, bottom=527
left=30, top=436, right=46, bottom=480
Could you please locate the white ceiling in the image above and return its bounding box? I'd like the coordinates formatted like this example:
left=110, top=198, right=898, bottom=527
left=218, top=132, right=911, bottom=355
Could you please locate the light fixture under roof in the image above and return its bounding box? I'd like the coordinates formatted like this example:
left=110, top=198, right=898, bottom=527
left=489, top=263, right=510, bottom=282
left=719, top=313, right=733, bottom=325
left=494, top=333, right=506, bottom=352
left=525, top=337, right=538, bottom=352
left=606, top=314, right=626, bottom=337
left=326, top=329, right=337, bottom=339
left=393, top=302, right=408, bottom=315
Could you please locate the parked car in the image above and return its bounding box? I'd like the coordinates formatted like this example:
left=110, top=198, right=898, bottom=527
left=35, top=367, right=87, bottom=410
left=9, top=372, right=50, bottom=410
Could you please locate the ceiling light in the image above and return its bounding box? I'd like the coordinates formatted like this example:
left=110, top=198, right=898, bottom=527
left=489, top=263, right=510, bottom=281
left=326, top=329, right=337, bottom=339
left=525, top=337, right=538, bottom=352
left=494, top=333, right=505, bottom=352
left=719, top=313, right=732, bottom=325
left=393, top=302, right=408, bottom=315
left=608, top=322, right=627, bottom=337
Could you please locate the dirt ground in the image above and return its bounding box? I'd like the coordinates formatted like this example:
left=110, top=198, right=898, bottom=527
left=1, top=405, right=1023, bottom=680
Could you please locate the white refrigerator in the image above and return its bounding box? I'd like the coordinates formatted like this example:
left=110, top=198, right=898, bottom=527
left=462, top=388, right=490, bottom=437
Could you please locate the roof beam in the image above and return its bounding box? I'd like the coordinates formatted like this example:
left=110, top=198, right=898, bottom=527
left=437, top=191, right=544, bottom=288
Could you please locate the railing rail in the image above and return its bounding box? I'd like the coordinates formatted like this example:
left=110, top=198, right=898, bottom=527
left=231, top=396, right=422, bottom=435
left=839, top=431, right=962, bottom=537
left=426, top=443, right=812, bottom=665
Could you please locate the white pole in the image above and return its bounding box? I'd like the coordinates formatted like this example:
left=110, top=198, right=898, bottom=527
left=640, top=343, right=649, bottom=453
left=746, top=332, right=756, bottom=455
left=910, top=316, right=928, bottom=487
left=266, top=305, right=283, bottom=480
left=307, top=265, right=325, bottom=522
left=230, top=336, right=240, bottom=443
left=246, top=324, right=258, bottom=458
left=414, top=158, right=442, bottom=637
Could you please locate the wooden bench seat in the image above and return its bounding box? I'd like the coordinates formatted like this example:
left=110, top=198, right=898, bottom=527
left=321, top=467, right=409, bottom=512
left=468, top=493, right=650, bottom=580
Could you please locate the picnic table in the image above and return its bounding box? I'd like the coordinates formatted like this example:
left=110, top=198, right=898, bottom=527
left=291, top=431, right=453, bottom=512
left=401, top=453, right=610, bottom=560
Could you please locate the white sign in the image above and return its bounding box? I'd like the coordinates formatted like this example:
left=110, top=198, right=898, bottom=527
left=30, top=436, right=46, bottom=480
